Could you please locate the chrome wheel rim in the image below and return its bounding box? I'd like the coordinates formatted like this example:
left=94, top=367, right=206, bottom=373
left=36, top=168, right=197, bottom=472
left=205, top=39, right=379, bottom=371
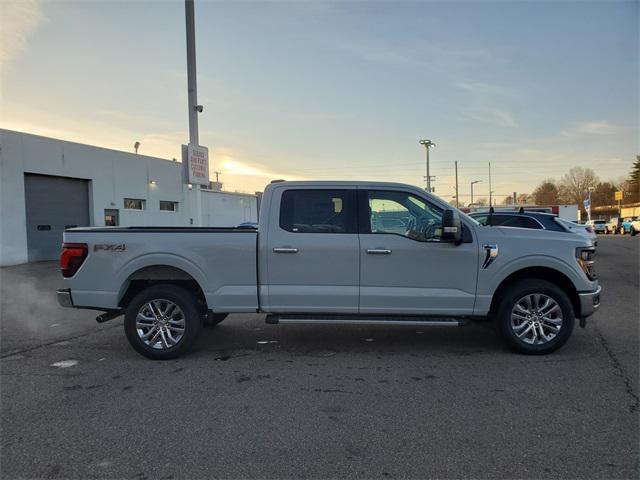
left=136, top=299, right=186, bottom=350
left=510, top=294, right=563, bottom=345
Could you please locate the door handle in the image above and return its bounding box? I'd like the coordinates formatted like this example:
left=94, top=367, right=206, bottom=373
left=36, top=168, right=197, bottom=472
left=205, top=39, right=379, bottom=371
left=273, top=247, right=299, bottom=254
left=366, top=248, right=392, bottom=255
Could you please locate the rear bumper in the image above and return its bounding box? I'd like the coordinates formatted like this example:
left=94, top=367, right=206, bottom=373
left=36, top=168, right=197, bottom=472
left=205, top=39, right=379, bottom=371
left=57, top=288, right=74, bottom=308
left=578, top=285, right=601, bottom=318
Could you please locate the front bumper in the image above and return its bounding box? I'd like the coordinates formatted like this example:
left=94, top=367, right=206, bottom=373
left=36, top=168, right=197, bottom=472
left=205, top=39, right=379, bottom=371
left=578, top=285, right=602, bottom=318
left=57, top=288, right=74, bottom=308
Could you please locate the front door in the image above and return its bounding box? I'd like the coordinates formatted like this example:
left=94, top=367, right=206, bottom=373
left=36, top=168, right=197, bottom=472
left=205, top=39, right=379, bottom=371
left=359, top=189, right=479, bottom=315
left=265, top=188, right=359, bottom=313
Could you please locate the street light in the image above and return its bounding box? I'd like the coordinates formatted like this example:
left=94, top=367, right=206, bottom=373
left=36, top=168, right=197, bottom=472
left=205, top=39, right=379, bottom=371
left=470, top=180, right=482, bottom=205
left=419, top=139, right=435, bottom=192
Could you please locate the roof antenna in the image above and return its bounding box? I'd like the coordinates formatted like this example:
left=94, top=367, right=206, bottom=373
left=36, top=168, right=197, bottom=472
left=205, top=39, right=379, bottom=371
left=518, top=206, right=524, bottom=214
left=489, top=206, right=495, bottom=214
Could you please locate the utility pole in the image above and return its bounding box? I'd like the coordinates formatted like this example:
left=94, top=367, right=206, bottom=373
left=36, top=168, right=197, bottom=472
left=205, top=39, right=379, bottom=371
left=454, top=161, right=459, bottom=208
left=185, top=0, right=202, bottom=226
left=513, top=191, right=517, bottom=205
left=419, top=139, right=435, bottom=192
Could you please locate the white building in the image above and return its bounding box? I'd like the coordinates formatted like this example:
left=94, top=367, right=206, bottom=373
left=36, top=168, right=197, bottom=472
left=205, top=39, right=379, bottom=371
left=0, top=129, right=258, bottom=266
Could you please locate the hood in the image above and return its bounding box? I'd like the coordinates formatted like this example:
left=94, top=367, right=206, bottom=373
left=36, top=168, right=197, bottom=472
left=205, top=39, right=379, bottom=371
left=475, top=225, right=592, bottom=249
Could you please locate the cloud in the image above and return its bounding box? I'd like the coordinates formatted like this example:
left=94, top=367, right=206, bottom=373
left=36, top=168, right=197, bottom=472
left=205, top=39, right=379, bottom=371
left=331, top=40, right=495, bottom=77
left=456, top=81, right=516, bottom=97
left=565, top=121, right=621, bottom=136
left=463, top=107, right=517, bottom=127
left=0, top=0, right=45, bottom=65
left=219, top=157, right=303, bottom=181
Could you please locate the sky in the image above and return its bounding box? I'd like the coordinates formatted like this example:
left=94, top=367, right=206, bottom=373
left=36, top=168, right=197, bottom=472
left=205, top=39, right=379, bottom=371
left=1, top=0, right=638, bottom=202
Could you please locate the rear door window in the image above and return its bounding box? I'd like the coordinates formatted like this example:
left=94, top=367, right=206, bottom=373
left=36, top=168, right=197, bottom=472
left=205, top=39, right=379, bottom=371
left=279, top=189, right=357, bottom=233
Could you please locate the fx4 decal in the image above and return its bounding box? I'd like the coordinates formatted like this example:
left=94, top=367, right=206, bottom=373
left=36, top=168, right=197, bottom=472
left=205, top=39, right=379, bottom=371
left=94, top=244, right=126, bottom=252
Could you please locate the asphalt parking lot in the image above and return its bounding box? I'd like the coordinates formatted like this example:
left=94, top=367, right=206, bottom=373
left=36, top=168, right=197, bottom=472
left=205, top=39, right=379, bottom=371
left=1, top=235, right=638, bottom=479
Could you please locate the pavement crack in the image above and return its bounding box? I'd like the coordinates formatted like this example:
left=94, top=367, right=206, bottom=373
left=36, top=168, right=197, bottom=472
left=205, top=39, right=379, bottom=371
left=595, top=324, right=639, bottom=414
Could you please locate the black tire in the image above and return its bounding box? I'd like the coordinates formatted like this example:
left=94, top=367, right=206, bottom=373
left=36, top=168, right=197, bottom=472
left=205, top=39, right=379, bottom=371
left=495, top=279, right=575, bottom=355
left=204, top=312, right=228, bottom=326
left=124, top=284, right=202, bottom=360
left=632, top=228, right=637, bottom=237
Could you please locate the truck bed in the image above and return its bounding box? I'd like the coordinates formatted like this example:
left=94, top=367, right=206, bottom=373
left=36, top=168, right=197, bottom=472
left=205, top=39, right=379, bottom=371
left=63, top=227, right=259, bottom=312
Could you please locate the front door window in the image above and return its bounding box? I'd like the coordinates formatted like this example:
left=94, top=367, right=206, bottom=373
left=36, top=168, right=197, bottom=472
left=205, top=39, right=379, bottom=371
left=368, top=190, right=443, bottom=241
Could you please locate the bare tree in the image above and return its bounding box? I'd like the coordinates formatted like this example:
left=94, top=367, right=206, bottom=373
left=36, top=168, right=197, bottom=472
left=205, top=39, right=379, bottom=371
left=532, top=179, right=559, bottom=205
left=517, top=193, right=532, bottom=204
left=558, top=167, right=599, bottom=210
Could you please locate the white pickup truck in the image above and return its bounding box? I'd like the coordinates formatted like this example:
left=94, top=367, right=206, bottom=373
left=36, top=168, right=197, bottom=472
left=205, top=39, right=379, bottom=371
left=57, top=181, right=601, bottom=359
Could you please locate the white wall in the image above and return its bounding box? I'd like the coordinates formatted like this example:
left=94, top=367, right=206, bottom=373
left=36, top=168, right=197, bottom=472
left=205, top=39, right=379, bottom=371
left=0, top=129, right=258, bottom=266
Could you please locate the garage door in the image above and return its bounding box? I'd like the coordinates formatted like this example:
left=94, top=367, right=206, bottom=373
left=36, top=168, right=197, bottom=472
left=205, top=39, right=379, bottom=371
left=24, top=174, right=90, bottom=262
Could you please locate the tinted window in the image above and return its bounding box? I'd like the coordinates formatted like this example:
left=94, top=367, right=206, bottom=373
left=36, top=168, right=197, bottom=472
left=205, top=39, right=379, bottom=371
left=367, top=190, right=443, bottom=241
left=280, top=189, right=356, bottom=233
left=491, top=215, right=542, bottom=229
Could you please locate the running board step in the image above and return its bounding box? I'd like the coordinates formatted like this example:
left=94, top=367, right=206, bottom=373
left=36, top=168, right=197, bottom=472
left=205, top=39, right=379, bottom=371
left=265, top=314, right=466, bottom=327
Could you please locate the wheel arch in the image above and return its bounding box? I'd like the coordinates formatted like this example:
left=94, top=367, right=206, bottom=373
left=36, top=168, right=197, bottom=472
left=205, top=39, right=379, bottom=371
left=118, top=264, right=207, bottom=312
left=489, top=266, right=581, bottom=318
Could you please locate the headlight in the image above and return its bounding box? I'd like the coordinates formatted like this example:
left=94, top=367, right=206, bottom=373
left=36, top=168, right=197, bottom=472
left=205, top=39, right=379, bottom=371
left=576, top=247, right=596, bottom=280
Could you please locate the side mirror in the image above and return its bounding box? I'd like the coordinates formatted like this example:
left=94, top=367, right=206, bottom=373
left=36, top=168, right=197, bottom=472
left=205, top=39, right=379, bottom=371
left=442, top=209, right=462, bottom=243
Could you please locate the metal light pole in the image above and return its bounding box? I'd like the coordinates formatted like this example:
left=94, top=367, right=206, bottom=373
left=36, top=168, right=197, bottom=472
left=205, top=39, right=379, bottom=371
left=488, top=162, right=492, bottom=207
left=470, top=180, right=481, bottom=206
left=587, top=186, right=594, bottom=222
left=454, top=160, right=459, bottom=208
left=185, top=0, right=202, bottom=225
left=419, top=139, right=435, bottom=192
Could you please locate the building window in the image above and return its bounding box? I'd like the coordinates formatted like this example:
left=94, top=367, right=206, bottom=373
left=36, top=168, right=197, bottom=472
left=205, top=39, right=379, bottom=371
left=124, top=198, right=145, bottom=210
left=159, top=201, right=178, bottom=212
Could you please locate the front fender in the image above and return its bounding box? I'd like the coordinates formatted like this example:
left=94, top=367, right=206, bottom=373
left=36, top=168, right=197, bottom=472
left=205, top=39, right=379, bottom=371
left=474, top=254, right=591, bottom=315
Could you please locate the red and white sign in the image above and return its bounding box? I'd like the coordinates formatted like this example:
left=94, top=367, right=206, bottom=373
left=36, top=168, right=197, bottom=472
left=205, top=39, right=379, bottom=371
left=182, top=144, right=209, bottom=186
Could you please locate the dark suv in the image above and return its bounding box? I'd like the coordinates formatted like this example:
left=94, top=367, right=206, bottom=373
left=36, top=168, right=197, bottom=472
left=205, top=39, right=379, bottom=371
left=469, top=211, right=567, bottom=232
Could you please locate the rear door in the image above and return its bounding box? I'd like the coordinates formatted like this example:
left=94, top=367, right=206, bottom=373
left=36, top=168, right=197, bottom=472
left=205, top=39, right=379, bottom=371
left=264, top=187, right=359, bottom=313
left=358, top=188, right=479, bottom=315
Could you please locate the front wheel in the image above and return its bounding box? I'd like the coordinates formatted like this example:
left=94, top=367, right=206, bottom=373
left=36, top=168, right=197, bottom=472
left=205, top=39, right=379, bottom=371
left=124, top=285, right=202, bottom=359
left=495, top=279, right=575, bottom=355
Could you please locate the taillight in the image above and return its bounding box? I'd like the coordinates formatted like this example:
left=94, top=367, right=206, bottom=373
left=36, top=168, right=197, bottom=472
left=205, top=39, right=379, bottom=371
left=60, top=243, right=88, bottom=278
left=585, top=226, right=594, bottom=233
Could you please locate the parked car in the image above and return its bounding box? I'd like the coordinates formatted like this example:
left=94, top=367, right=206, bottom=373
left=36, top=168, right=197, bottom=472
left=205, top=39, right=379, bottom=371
left=587, top=219, right=607, bottom=234
left=631, top=217, right=640, bottom=236
left=469, top=211, right=597, bottom=247
left=57, top=180, right=601, bottom=359
left=555, top=218, right=598, bottom=247
left=604, top=217, right=623, bottom=235
left=621, top=217, right=638, bottom=235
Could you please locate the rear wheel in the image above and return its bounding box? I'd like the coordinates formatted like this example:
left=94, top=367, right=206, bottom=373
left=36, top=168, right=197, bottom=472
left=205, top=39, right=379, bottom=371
left=495, top=279, right=574, bottom=355
left=124, top=285, right=202, bottom=359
